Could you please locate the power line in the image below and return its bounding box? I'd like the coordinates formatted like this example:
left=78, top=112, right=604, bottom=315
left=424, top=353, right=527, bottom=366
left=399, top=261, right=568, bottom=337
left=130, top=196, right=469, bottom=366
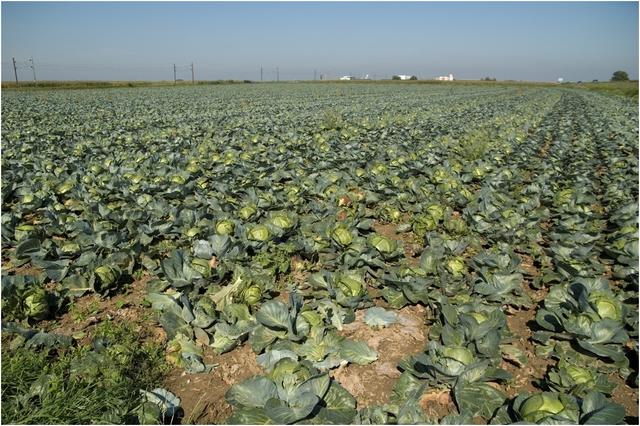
left=172, top=62, right=195, bottom=83
left=11, top=56, right=37, bottom=84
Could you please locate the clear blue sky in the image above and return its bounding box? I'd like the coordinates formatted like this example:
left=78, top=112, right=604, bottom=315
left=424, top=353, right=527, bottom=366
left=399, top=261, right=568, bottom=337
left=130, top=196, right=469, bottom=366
left=2, top=1, right=638, bottom=82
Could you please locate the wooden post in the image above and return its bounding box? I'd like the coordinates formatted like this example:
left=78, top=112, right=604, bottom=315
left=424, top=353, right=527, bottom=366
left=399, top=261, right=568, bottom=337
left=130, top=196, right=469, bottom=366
left=29, top=58, right=37, bottom=82
left=12, top=57, right=18, bottom=85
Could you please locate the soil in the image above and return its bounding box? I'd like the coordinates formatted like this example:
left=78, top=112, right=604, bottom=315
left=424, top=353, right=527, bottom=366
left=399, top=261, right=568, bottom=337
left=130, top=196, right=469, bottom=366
left=331, top=305, right=429, bottom=407
left=502, top=264, right=553, bottom=397
left=518, top=253, right=540, bottom=279
left=4, top=263, right=44, bottom=276
left=164, top=344, right=263, bottom=424
left=420, top=389, right=456, bottom=419
left=609, top=373, right=639, bottom=420
left=502, top=304, right=552, bottom=397
left=42, top=276, right=166, bottom=346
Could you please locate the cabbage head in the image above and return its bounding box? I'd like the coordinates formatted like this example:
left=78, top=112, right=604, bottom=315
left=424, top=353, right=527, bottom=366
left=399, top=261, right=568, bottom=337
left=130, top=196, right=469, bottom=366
left=239, top=285, right=263, bottom=305
left=331, top=225, right=353, bottom=246
left=24, top=289, right=50, bottom=321
left=368, top=234, right=398, bottom=254
left=337, top=272, right=366, bottom=298
left=238, top=205, right=258, bottom=221
left=216, top=220, right=235, bottom=235
left=247, top=225, right=271, bottom=242
left=588, top=291, right=623, bottom=321
left=518, top=392, right=578, bottom=423
left=95, top=265, right=120, bottom=290
left=446, top=257, right=467, bottom=277
left=269, top=212, right=295, bottom=230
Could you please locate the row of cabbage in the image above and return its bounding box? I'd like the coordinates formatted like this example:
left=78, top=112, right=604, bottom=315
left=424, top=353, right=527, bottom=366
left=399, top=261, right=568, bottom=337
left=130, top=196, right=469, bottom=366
left=1, top=83, right=637, bottom=424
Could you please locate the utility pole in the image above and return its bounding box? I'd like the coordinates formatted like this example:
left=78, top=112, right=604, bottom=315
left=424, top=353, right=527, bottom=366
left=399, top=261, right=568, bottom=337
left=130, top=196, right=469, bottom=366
left=29, top=57, right=36, bottom=82
left=173, top=64, right=177, bottom=83
left=314, top=69, right=317, bottom=81
left=276, top=67, right=279, bottom=82
left=12, top=57, right=18, bottom=85
left=191, top=62, right=195, bottom=84
left=260, top=65, right=263, bottom=82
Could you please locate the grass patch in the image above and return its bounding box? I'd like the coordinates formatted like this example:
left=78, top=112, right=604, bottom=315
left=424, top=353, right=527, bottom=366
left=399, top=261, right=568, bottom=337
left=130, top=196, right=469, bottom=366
left=567, top=81, right=639, bottom=101
left=1, top=320, right=169, bottom=424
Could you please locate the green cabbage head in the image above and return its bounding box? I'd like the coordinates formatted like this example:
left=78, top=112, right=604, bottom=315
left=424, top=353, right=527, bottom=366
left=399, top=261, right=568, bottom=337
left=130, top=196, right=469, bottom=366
left=446, top=257, right=466, bottom=277
left=519, top=393, right=568, bottom=423
left=442, top=346, right=474, bottom=365
left=563, top=364, right=593, bottom=385
left=238, top=205, right=258, bottom=220
left=24, top=289, right=50, bottom=320
left=368, top=234, right=398, bottom=254
left=216, top=219, right=235, bottom=235
left=95, top=265, right=120, bottom=289
left=337, top=272, right=365, bottom=297
left=331, top=225, right=353, bottom=246
left=247, top=225, right=271, bottom=242
left=240, top=285, right=262, bottom=305
left=269, top=212, right=294, bottom=230
left=588, top=291, right=623, bottom=321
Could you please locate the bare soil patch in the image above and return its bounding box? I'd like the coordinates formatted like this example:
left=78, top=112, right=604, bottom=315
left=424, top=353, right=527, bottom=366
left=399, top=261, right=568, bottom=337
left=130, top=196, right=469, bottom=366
left=331, top=305, right=429, bottom=407
left=518, top=253, right=540, bottom=279
left=609, top=373, right=639, bottom=420
left=164, top=344, right=263, bottom=424
left=503, top=303, right=552, bottom=397
left=420, top=389, right=456, bottom=419
left=42, top=276, right=166, bottom=346
left=3, top=263, right=44, bottom=276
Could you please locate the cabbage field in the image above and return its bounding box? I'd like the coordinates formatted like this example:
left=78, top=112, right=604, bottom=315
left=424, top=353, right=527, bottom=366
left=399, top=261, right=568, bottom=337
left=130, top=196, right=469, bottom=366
left=1, top=83, right=638, bottom=424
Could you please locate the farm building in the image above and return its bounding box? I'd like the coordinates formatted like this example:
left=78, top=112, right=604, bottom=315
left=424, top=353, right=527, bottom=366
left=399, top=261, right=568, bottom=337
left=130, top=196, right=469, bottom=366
left=436, top=74, right=455, bottom=81
left=393, top=75, right=415, bottom=80
left=340, top=75, right=356, bottom=81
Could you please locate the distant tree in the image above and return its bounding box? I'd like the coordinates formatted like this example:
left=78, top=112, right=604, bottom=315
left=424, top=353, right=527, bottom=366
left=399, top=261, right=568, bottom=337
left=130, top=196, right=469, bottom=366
left=611, top=71, right=629, bottom=81
left=482, top=77, right=497, bottom=81
left=392, top=75, right=401, bottom=80
left=409, top=75, right=417, bottom=80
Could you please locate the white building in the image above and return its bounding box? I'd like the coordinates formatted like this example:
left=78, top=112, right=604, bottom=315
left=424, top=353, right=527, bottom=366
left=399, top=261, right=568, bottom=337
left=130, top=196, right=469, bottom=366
left=340, top=75, right=355, bottom=81
left=436, top=74, right=455, bottom=81
left=395, top=75, right=414, bottom=80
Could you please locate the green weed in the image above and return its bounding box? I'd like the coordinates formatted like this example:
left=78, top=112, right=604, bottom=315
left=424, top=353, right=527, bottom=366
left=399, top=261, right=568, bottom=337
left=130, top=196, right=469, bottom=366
left=1, top=321, right=168, bottom=424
